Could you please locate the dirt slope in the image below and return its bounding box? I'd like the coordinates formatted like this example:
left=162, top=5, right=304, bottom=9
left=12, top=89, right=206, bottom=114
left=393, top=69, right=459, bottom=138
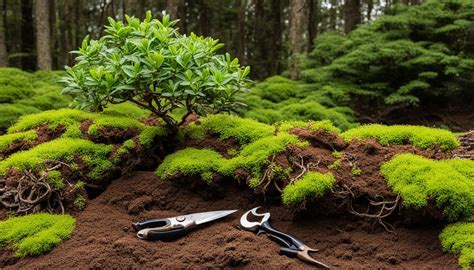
left=2, top=171, right=457, bottom=269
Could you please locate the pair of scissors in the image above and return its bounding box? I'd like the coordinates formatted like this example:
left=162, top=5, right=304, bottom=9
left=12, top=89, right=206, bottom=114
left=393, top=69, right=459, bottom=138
left=133, top=209, right=237, bottom=241
left=240, top=207, right=330, bottom=269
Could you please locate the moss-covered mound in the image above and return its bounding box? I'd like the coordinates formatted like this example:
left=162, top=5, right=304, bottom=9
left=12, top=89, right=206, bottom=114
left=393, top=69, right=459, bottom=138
left=0, top=213, right=75, bottom=257
left=342, top=124, right=460, bottom=150
left=282, top=172, right=335, bottom=205
left=0, top=108, right=166, bottom=214
left=0, top=68, right=71, bottom=133
left=440, top=221, right=474, bottom=270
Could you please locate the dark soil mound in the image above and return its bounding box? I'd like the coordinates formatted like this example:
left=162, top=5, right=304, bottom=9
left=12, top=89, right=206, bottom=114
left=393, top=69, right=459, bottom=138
left=3, top=171, right=457, bottom=269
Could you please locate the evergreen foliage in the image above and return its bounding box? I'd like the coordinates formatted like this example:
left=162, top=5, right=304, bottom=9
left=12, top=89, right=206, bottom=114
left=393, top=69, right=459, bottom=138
left=61, top=12, right=250, bottom=128
left=440, top=222, right=474, bottom=269
left=0, top=213, right=75, bottom=257
left=341, top=124, right=459, bottom=150
left=381, top=154, right=474, bottom=221
left=282, top=172, right=335, bottom=205
left=302, top=0, right=474, bottom=108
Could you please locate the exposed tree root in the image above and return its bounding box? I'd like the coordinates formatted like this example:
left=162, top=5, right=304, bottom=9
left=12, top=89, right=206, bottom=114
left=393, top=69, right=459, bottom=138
left=0, top=160, right=80, bottom=215
left=334, top=184, right=400, bottom=233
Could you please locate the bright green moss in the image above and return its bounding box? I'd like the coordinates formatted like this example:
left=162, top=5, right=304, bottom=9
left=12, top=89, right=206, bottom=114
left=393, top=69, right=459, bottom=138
left=0, top=138, right=113, bottom=176
left=440, top=222, right=474, bottom=270
left=0, top=213, right=75, bottom=257
left=0, top=104, right=40, bottom=132
left=332, top=150, right=343, bottom=159
left=279, top=120, right=308, bottom=133
left=191, top=114, right=276, bottom=144
left=87, top=115, right=145, bottom=136
left=61, top=123, right=83, bottom=139
left=102, top=102, right=151, bottom=120
left=309, top=120, right=341, bottom=134
left=8, top=109, right=91, bottom=133
left=244, top=109, right=283, bottom=124
left=157, top=133, right=302, bottom=185
left=328, top=159, right=342, bottom=171
left=156, top=148, right=223, bottom=179
left=342, top=124, right=460, bottom=150
left=381, top=154, right=474, bottom=221
left=0, top=130, right=37, bottom=152
left=46, top=170, right=64, bottom=189
left=351, top=164, right=362, bottom=176
left=139, top=126, right=168, bottom=147
left=74, top=195, right=86, bottom=210
left=282, top=172, right=335, bottom=205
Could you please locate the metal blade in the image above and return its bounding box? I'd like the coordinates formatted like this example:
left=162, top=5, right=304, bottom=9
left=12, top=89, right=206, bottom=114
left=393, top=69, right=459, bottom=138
left=185, top=210, right=237, bottom=225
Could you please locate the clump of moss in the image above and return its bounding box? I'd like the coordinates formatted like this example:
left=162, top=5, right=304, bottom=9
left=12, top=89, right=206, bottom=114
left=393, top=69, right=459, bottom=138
left=46, top=170, right=64, bottom=189
left=342, top=124, right=460, bottom=150
left=139, top=126, right=168, bottom=147
left=309, top=120, right=341, bottom=134
left=0, top=138, right=113, bottom=177
left=74, top=195, right=86, bottom=210
left=440, top=222, right=474, bottom=270
left=332, top=150, right=343, bottom=159
left=0, top=130, right=37, bottom=152
left=186, top=114, right=275, bottom=144
left=351, top=164, right=362, bottom=176
left=0, top=213, right=75, bottom=257
left=102, top=102, right=151, bottom=120
left=381, top=154, right=474, bottom=221
left=282, top=172, right=335, bottom=205
left=87, top=115, right=145, bottom=136
left=328, top=159, right=342, bottom=171
left=8, top=109, right=91, bottom=133
left=156, top=133, right=302, bottom=186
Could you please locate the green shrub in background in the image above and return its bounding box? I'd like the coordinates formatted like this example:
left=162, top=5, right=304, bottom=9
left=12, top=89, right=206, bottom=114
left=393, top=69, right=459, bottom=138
left=341, top=124, right=460, bottom=150
left=440, top=222, right=474, bottom=270
left=0, top=68, right=71, bottom=133
left=61, top=12, right=250, bottom=129
left=381, top=154, right=474, bottom=221
left=302, top=0, right=474, bottom=108
left=0, top=213, right=75, bottom=257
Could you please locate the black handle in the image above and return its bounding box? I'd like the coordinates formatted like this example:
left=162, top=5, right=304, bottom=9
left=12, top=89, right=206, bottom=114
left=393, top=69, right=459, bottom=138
left=144, top=225, right=187, bottom=241
left=280, top=247, right=299, bottom=258
left=132, top=218, right=169, bottom=231
left=260, top=221, right=304, bottom=250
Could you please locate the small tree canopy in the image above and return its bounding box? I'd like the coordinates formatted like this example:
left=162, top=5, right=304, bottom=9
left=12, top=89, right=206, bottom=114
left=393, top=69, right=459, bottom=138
left=61, top=12, right=251, bottom=128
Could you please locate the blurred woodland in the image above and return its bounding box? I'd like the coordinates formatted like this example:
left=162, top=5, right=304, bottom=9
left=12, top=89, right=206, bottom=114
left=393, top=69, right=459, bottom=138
left=0, top=0, right=425, bottom=80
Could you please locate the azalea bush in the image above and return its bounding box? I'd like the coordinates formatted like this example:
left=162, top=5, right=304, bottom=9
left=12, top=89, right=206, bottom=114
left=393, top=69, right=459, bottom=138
left=61, top=12, right=250, bottom=129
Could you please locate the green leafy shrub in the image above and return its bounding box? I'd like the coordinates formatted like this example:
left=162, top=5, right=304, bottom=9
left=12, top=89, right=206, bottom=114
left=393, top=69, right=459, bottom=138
left=381, top=154, right=474, bottom=221
left=61, top=12, right=250, bottom=129
left=0, top=213, right=75, bottom=257
left=302, top=0, right=474, bottom=109
left=341, top=124, right=459, bottom=150
left=282, top=172, right=335, bottom=205
left=440, top=222, right=474, bottom=269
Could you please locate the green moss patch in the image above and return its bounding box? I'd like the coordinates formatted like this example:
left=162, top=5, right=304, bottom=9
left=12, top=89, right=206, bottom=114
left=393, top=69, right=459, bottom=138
left=0, top=213, right=75, bottom=257
left=440, top=222, right=474, bottom=270
left=8, top=109, right=91, bottom=133
left=282, top=172, right=335, bottom=205
left=102, top=102, right=151, bottom=120
left=0, top=138, right=114, bottom=177
left=0, top=130, right=37, bottom=152
left=341, top=124, right=459, bottom=150
left=381, top=154, right=474, bottom=221
left=186, top=114, right=275, bottom=144
left=87, top=115, right=145, bottom=136
left=156, top=133, right=301, bottom=185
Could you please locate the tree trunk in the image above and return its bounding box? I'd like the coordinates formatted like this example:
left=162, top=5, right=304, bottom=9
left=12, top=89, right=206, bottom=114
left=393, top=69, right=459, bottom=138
left=366, top=0, right=373, bottom=21
left=0, top=0, right=7, bottom=67
left=34, top=0, right=52, bottom=70
left=199, top=0, right=209, bottom=36
left=270, top=0, right=282, bottom=75
left=288, top=0, right=310, bottom=80
left=21, top=0, right=35, bottom=70
left=237, top=0, right=247, bottom=66
left=166, top=0, right=178, bottom=19
left=344, top=0, right=361, bottom=34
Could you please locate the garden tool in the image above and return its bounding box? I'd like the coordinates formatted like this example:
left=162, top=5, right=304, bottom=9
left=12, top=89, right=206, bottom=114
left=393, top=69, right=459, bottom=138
left=240, top=207, right=330, bottom=269
left=133, top=209, right=237, bottom=241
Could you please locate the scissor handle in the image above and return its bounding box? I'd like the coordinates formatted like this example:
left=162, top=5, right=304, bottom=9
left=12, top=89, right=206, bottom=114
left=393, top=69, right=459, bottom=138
left=260, top=221, right=305, bottom=250
left=138, top=225, right=187, bottom=241
left=132, top=218, right=170, bottom=231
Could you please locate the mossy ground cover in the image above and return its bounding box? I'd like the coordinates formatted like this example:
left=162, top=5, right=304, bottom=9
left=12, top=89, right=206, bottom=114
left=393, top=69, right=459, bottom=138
left=0, top=213, right=75, bottom=257
left=0, top=130, right=37, bottom=153
left=282, top=172, right=335, bottom=205
left=381, top=154, right=474, bottom=221
left=440, top=222, right=474, bottom=270
left=342, top=124, right=459, bottom=150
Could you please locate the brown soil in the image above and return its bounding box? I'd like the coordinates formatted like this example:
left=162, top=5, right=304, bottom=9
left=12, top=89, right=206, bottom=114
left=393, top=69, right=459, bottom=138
left=2, top=171, right=457, bottom=269
left=182, top=133, right=241, bottom=158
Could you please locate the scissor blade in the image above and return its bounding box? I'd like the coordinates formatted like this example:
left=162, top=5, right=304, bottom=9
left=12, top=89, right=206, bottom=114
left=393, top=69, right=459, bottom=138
left=186, top=210, right=237, bottom=225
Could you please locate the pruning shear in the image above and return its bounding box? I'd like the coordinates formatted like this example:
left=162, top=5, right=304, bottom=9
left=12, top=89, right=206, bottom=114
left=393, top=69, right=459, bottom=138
left=240, top=207, right=330, bottom=269
left=133, top=209, right=237, bottom=241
